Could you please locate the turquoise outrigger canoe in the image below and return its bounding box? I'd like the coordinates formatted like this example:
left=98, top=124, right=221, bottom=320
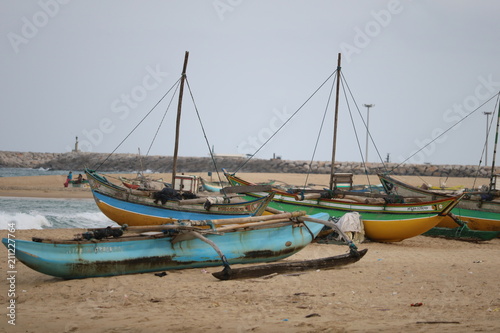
left=2, top=212, right=366, bottom=279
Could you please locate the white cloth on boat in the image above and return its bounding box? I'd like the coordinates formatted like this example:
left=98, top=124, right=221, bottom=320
left=205, top=196, right=226, bottom=205
left=335, top=212, right=365, bottom=244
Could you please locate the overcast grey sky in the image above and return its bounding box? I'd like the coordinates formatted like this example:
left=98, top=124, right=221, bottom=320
left=2, top=0, right=500, bottom=166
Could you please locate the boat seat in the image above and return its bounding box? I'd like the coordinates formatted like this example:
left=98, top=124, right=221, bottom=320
left=332, top=173, right=353, bottom=190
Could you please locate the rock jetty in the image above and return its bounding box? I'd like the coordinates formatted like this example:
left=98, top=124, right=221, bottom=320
left=0, top=151, right=493, bottom=178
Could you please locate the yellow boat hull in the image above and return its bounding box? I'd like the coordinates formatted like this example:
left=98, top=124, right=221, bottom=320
left=437, top=215, right=500, bottom=232
left=96, top=199, right=176, bottom=226
left=363, top=215, right=445, bottom=242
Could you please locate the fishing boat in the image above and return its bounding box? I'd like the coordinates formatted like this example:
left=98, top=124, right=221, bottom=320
left=200, top=177, right=276, bottom=193
left=378, top=173, right=500, bottom=234
left=222, top=54, right=462, bottom=242
left=377, top=92, right=500, bottom=239
left=225, top=172, right=461, bottom=242
left=86, top=168, right=275, bottom=226
left=86, top=52, right=277, bottom=226
left=67, top=179, right=89, bottom=188
left=119, top=174, right=165, bottom=190
left=1, top=211, right=367, bottom=279
left=200, top=177, right=230, bottom=192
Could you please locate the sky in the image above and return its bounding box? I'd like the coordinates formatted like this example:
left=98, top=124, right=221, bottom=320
left=2, top=0, right=500, bottom=166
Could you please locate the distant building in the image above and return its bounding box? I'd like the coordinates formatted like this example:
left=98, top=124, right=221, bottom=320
left=72, top=136, right=80, bottom=153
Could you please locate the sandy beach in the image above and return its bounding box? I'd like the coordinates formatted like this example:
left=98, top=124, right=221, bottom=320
left=1, top=173, right=499, bottom=332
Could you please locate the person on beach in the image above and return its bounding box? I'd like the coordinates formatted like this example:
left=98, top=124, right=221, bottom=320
left=64, top=171, right=73, bottom=187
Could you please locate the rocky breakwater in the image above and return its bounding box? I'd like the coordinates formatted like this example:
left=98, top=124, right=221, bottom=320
left=0, top=151, right=494, bottom=178
left=0, top=151, right=63, bottom=168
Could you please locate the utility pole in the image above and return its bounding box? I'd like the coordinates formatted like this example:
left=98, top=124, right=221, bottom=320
left=363, top=104, right=375, bottom=162
left=484, top=111, right=492, bottom=166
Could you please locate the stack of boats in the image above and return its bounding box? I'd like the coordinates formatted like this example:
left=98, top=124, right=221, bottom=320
left=2, top=170, right=369, bottom=280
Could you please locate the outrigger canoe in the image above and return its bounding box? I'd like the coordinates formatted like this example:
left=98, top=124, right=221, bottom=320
left=2, top=212, right=367, bottom=280
left=85, top=169, right=274, bottom=226
left=224, top=172, right=462, bottom=242
left=378, top=173, right=500, bottom=233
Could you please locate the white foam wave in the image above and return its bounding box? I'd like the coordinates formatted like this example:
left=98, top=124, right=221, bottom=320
left=0, top=212, right=53, bottom=230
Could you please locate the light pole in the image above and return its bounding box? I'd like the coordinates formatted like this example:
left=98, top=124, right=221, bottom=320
left=364, top=104, right=375, bottom=162
left=484, top=111, right=492, bottom=166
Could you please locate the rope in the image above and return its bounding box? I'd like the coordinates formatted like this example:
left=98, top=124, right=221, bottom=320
left=472, top=93, right=500, bottom=189
left=303, top=71, right=337, bottom=189
left=339, top=75, right=372, bottom=188
left=185, top=77, right=226, bottom=190
left=339, top=72, right=392, bottom=191
left=146, top=82, right=180, bottom=156
left=233, top=69, right=338, bottom=174
left=93, top=78, right=182, bottom=171
left=387, top=92, right=500, bottom=174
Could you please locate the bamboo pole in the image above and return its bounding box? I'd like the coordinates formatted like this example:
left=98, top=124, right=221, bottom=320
left=298, top=215, right=357, bottom=250
left=208, top=211, right=306, bottom=226
left=177, top=197, right=211, bottom=205
left=294, top=193, right=322, bottom=201
left=190, top=230, right=230, bottom=268
left=119, top=211, right=306, bottom=233
left=215, top=219, right=292, bottom=232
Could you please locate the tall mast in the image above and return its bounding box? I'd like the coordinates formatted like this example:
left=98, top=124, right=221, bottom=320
left=329, top=53, right=341, bottom=190
left=488, top=99, right=500, bottom=191
left=171, top=51, right=189, bottom=189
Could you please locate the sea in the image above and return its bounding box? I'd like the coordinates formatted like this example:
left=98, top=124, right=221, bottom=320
left=0, top=167, right=119, bottom=230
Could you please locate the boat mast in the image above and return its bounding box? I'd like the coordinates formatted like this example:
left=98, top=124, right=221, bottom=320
left=329, top=53, right=342, bottom=190
left=171, top=51, right=189, bottom=190
left=488, top=99, right=500, bottom=191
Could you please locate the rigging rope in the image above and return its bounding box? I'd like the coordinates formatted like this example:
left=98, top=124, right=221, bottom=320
left=232, top=69, right=338, bottom=174
left=339, top=76, right=373, bottom=188
left=93, top=78, right=182, bottom=171
left=339, top=72, right=390, bottom=180
left=185, top=77, right=226, bottom=189
left=387, top=92, right=500, bottom=175
left=146, top=82, right=180, bottom=156
left=302, top=71, right=337, bottom=190
left=472, top=94, right=499, bottom=188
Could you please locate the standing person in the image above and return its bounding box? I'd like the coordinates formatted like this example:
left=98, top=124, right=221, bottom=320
left=64, top=171, right=73, bottom=187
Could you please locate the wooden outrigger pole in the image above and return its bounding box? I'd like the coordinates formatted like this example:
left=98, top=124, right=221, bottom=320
left=329, top=53, right=342, bottom=190
left=171, top=51, right=189, bottom=189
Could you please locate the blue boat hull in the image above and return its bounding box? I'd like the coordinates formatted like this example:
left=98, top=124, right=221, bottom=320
left=85, top=169, right=274, bottom=226
left=2, top=213, right=328, bottom=279
left=93, top=190, right=262, bottom=222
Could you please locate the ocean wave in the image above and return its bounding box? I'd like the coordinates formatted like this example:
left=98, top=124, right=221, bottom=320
left=0, top=212, right=53, bottom=230
left=0, top=197, right=119, bottom=229
left=48, top=211, right=118, bottom=228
